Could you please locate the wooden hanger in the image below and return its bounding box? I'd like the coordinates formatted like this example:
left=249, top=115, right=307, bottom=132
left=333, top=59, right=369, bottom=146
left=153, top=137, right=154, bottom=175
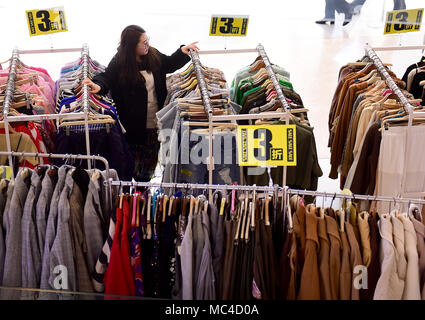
left=347, top=61, right=393, bottom=67
left=239, top=198, right=248, bottom=241
left=162, top=195, right=169, bottom=223
left=0, top=57, right=11, bottom=66
left=249, top=59, right=265, bottom=73
left=180, top=63, right=194, bottom=76
left=336, top=209, right=345, bottom=232
left=265, top=196, right=271, bottom=224
left=358, top=69, right=377, bottom=82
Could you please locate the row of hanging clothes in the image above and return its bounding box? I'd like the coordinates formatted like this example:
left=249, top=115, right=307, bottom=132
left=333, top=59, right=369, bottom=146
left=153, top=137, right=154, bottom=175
left=284, top=192, right=425, bottom=300
left=0, top=159, right=120, bottom=300
left=102, top=185, right=284, bottom=300
left=229, top=56, right=322, bottom=192
left=328, top=58, right=425, bottom=210
left=159, top=62, right=241, bottom=187
left=401, top=53, right=425, bottom=101
left=54, top=55, right=134, bottom=180
left=0, top=58, right=57, bottom=166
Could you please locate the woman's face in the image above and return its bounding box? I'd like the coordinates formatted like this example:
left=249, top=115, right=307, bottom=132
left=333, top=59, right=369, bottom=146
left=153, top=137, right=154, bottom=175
left=136, top=33, right=149, bottom=56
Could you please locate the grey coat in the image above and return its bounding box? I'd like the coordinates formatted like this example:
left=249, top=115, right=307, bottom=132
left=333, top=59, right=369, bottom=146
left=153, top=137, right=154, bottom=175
left=39, top=165, right=70, bottom=300
left=48, top=172, right=77, bottom=299
left=35, top=168, right=58, bottom=264
left=21, top=170, right=45, bottom=299
left=1, top=168, right=32, bottom=300
left=196, top=206, right=216, bottom=300
left=0, top=180, right=9, bottom=285
left=181, top=211, right=194, bottom=300
left=84, top=169, right=118, bottom=275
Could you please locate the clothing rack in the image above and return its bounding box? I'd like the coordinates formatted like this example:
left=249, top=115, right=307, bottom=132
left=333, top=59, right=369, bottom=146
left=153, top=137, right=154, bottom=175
left=188, top=49, right=215, bottom=203
left=81, top=44, right=91, bottom=170
left=364, top=44, right=425, bottom=126
left=3, top=47, right=20, bottom=172
left=109, top=180, right=280, bottom=193
left=0, top=151, right=112, bottom=209
left=365, top=44, right=425, bottom=200
left=1, top=45, right=93, bottom=175
left=189, top=45, right=292, bottom=203
left=284, top=187, right=425, bottom=206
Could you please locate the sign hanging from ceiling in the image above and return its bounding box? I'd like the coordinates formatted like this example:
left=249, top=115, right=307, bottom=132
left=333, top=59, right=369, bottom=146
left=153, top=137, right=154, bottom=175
left=384, top=8, right=423, bottom=34
left=209, top=15, right=249, bottom=37
left=26, top=6, right=68, bottom=37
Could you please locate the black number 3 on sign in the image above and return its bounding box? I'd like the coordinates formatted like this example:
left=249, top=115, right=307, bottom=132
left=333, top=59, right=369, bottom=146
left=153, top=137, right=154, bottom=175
left=219, top=18, right=234, bottom=34
left=36, top=10, right=51, bottom=32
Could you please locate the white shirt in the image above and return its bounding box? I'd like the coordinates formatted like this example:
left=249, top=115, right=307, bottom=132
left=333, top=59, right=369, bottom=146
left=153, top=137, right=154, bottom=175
left=140, top=70, right=158, bottom=129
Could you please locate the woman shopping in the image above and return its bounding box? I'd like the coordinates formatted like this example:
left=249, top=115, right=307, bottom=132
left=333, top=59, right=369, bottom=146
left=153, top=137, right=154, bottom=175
left=83, top=25, right=199, bottom=181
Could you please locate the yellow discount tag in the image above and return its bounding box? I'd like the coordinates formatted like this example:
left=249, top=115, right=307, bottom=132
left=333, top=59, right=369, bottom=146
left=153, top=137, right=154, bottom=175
left=384, top=8, right=423, bottom=34
left=237, top=125, right=297, bottom=167
left=26, top=6, right=68, bottom=37
left=210, top=15, right=249, bottom=37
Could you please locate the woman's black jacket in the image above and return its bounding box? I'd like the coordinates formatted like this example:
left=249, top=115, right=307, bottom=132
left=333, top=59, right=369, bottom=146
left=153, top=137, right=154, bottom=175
left=93, top=46, right=190, bottom=144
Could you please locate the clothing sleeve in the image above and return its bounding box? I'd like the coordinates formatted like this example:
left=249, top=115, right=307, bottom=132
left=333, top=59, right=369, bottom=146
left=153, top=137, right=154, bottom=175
left=92, top=55, right=119, bottom=96
left=160, top=46, right=191, bottom=74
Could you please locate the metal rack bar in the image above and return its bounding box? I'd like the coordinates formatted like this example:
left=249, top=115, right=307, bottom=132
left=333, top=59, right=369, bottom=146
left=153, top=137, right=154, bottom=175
left=189, top=49, right=215, bottom=202
left=285, top=187, right=425, bottom=205
left=81, top=44, right=91, bottom=170
left=371, top=45, right=425, bottom=51
left=198, top=48, right=258, bottom=55
left=110, top=180, right=280, bottom=193
left=3, top=47, right=20, bottom=180
left=0, top=151, right=112, bottom=210
left=18, top=47, right=83, bottom=55
left=3, top=112, right=86, bottom=123
left=256, top=44, right=292, bottom=208
left=364, top=44, right=420, bottom=124
left=256, top=44, right=291, bottom=113
left=211, top=112, right=288, bottom=121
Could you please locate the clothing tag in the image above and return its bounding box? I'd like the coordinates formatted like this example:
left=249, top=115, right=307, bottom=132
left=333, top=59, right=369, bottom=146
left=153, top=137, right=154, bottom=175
left=219, top=198, right=226, bottom=216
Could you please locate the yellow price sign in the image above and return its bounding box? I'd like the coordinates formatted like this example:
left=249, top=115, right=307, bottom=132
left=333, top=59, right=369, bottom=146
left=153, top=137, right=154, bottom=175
left=384, top=8, right=423, bottom=34
left=210, top=15, right=249, bottom=37
left=237, top=125, right=297, bottom=167
left=26, top=6, right=68, bottom=37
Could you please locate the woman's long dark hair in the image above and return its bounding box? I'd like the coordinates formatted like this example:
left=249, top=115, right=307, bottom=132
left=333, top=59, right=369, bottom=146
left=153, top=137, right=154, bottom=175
left=116, top=25, right=161, bottom=87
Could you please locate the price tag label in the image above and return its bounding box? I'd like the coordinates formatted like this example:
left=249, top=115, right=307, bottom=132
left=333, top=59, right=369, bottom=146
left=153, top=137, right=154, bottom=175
left=384, top=8, right=423, bottom=34
left=209, top=15, right=249, bottom=37
left=237, top=125, right=297, bottom=167
left=26, top=6, right=68, bottom=37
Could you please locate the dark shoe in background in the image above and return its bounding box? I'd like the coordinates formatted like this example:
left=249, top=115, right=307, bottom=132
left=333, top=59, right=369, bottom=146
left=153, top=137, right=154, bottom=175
left=315, top=18, right=335, bottom=25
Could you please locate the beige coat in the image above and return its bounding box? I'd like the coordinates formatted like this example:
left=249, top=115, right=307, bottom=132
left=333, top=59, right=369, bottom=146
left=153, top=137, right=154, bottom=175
left=358, top=212, right=372, bottom=268
left=318, top=212, right=332, bottom=300
left=298, top=208, right=320, bottom=300
left=374, top=214, right=404, bottom=300
left=325, top=214, right=341, bottom=300
left=391, top=214, right=407, bottom=291
left=345, top=222, right=362, bottom=300
left=399, top=215, right=421, bottom=300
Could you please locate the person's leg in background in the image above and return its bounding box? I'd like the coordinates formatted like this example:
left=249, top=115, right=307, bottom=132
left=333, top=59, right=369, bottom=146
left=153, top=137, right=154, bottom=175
left=333, top=0, right=353, bottom=24
left=349, top=0, right=366, bottom=15
left=316, top=0, right=337, bottom=24
left=393, top=0, right=406, bottom=10
left=316, top=0, right=353, bottom=25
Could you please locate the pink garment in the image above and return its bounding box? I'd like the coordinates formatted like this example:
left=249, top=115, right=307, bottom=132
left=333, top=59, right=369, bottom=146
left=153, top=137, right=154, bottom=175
left=382, top=89, right=393, bottom=96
